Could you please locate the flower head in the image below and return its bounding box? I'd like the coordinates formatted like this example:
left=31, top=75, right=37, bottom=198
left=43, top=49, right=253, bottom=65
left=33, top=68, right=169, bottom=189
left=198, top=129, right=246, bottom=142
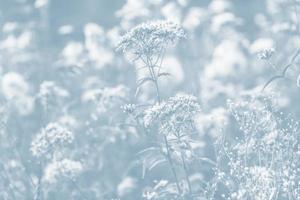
left=144, top=94, right=200, bottom=136
left=44, top=158, right=83, bottom=183
left=116, top=20, right=185, bottom=57
left=31, top=122, right=74, bottom=158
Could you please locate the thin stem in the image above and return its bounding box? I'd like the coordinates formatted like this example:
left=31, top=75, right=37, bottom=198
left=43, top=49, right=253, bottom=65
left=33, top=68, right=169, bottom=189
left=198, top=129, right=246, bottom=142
left=143, top=53, right=180, bottom=194
left=163, top=135, right=182, bottom=194
left=262, top=48, right=300, bottom=91
left=146, top=55, right=161, bottom=103
left=34, top=169, right=43, bottom=200
left=153, top=79, right=161, bottom=103
left=180, top=152, right=192, bottom=195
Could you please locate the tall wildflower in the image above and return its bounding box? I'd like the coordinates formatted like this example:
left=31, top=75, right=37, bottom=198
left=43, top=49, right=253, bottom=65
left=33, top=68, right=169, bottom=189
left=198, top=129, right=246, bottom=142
left=118, top=20, right=203, bottom=198
left=117, top=20, right=185, bottom=102
left=142, top=94, right=201, bottom=197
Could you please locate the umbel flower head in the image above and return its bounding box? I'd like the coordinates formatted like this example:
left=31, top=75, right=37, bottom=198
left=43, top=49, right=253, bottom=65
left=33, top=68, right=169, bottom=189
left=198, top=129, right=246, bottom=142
left=116, top=20, right=185, bottom=57
left=144, top=94, right=200, bottom=136
left=31, top=122, right=74, bottom=158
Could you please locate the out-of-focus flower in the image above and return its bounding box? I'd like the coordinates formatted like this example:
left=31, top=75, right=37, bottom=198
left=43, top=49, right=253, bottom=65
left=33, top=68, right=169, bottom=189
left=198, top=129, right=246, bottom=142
left=116, top=0, right=149, bottom=20
left=117, top=176, right=137, bottom=197
left=250, top=38, right=275, bottom=60
left=211, top=12, right=242, bottom=32
left=31, top=122, right=74, bottom=158
left=38, top=81, right=69, bottom=99
left=60, top=41, right=85, bottom=66
left=183, top=7, right=206, bottom=31
left=82, top=85, right=128, bottom=113
left=250, top=38, right=275, bottom=54
left=116, top=20, right=185, bottom=58
left=0, top=31, right=32, bottom=51
left=115, top=0, right=163, bottom=28
left=2, top=22, right=18, bottom=33
left=106, top=27, right=122, bottom=47
left=44, top=158, right=83, bottom=183
left=84, top=23, right=114, bottom=68
left=161, top=2, right=182, bottom=23
left=204, top=39, right=246, bottom=79
left=1, top=72, right=35, bottom=115
left=34, top=0, right=49, bottom=8
left=1, top=72, right=29, bottom=99
left=58, top=25, right=74, bottom=35
left=37, top=81, right=69, bottom=108
left=209, top=0, right=232, bottom=13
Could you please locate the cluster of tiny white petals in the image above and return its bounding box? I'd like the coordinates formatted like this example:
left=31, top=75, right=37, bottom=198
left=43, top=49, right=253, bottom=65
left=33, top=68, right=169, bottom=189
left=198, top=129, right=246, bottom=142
left=30, top=122, right=74, bottom=157
left=44, top=158, right=83, bottom=183
left=144, top=93, right=200, bottom=136
left=116, top=20, right=185, bottom=56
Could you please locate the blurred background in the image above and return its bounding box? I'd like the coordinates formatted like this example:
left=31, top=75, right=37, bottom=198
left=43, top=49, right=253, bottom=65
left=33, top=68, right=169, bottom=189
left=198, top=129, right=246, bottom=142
left=0, top=0, right=299, bottom=199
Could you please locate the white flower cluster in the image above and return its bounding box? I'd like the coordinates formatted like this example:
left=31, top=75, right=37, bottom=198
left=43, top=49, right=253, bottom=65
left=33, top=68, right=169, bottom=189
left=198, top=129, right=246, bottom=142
left=144, top=93, right=200, bottom=136
left=31, top=122, right=74, bottom=158
left=44, top=158, right=83, bottom=183
left=1, top=72, right=35, bottom=115
left=116, top=20, right=185, bottom=57
left=37, top=81, right=70, bottom=108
